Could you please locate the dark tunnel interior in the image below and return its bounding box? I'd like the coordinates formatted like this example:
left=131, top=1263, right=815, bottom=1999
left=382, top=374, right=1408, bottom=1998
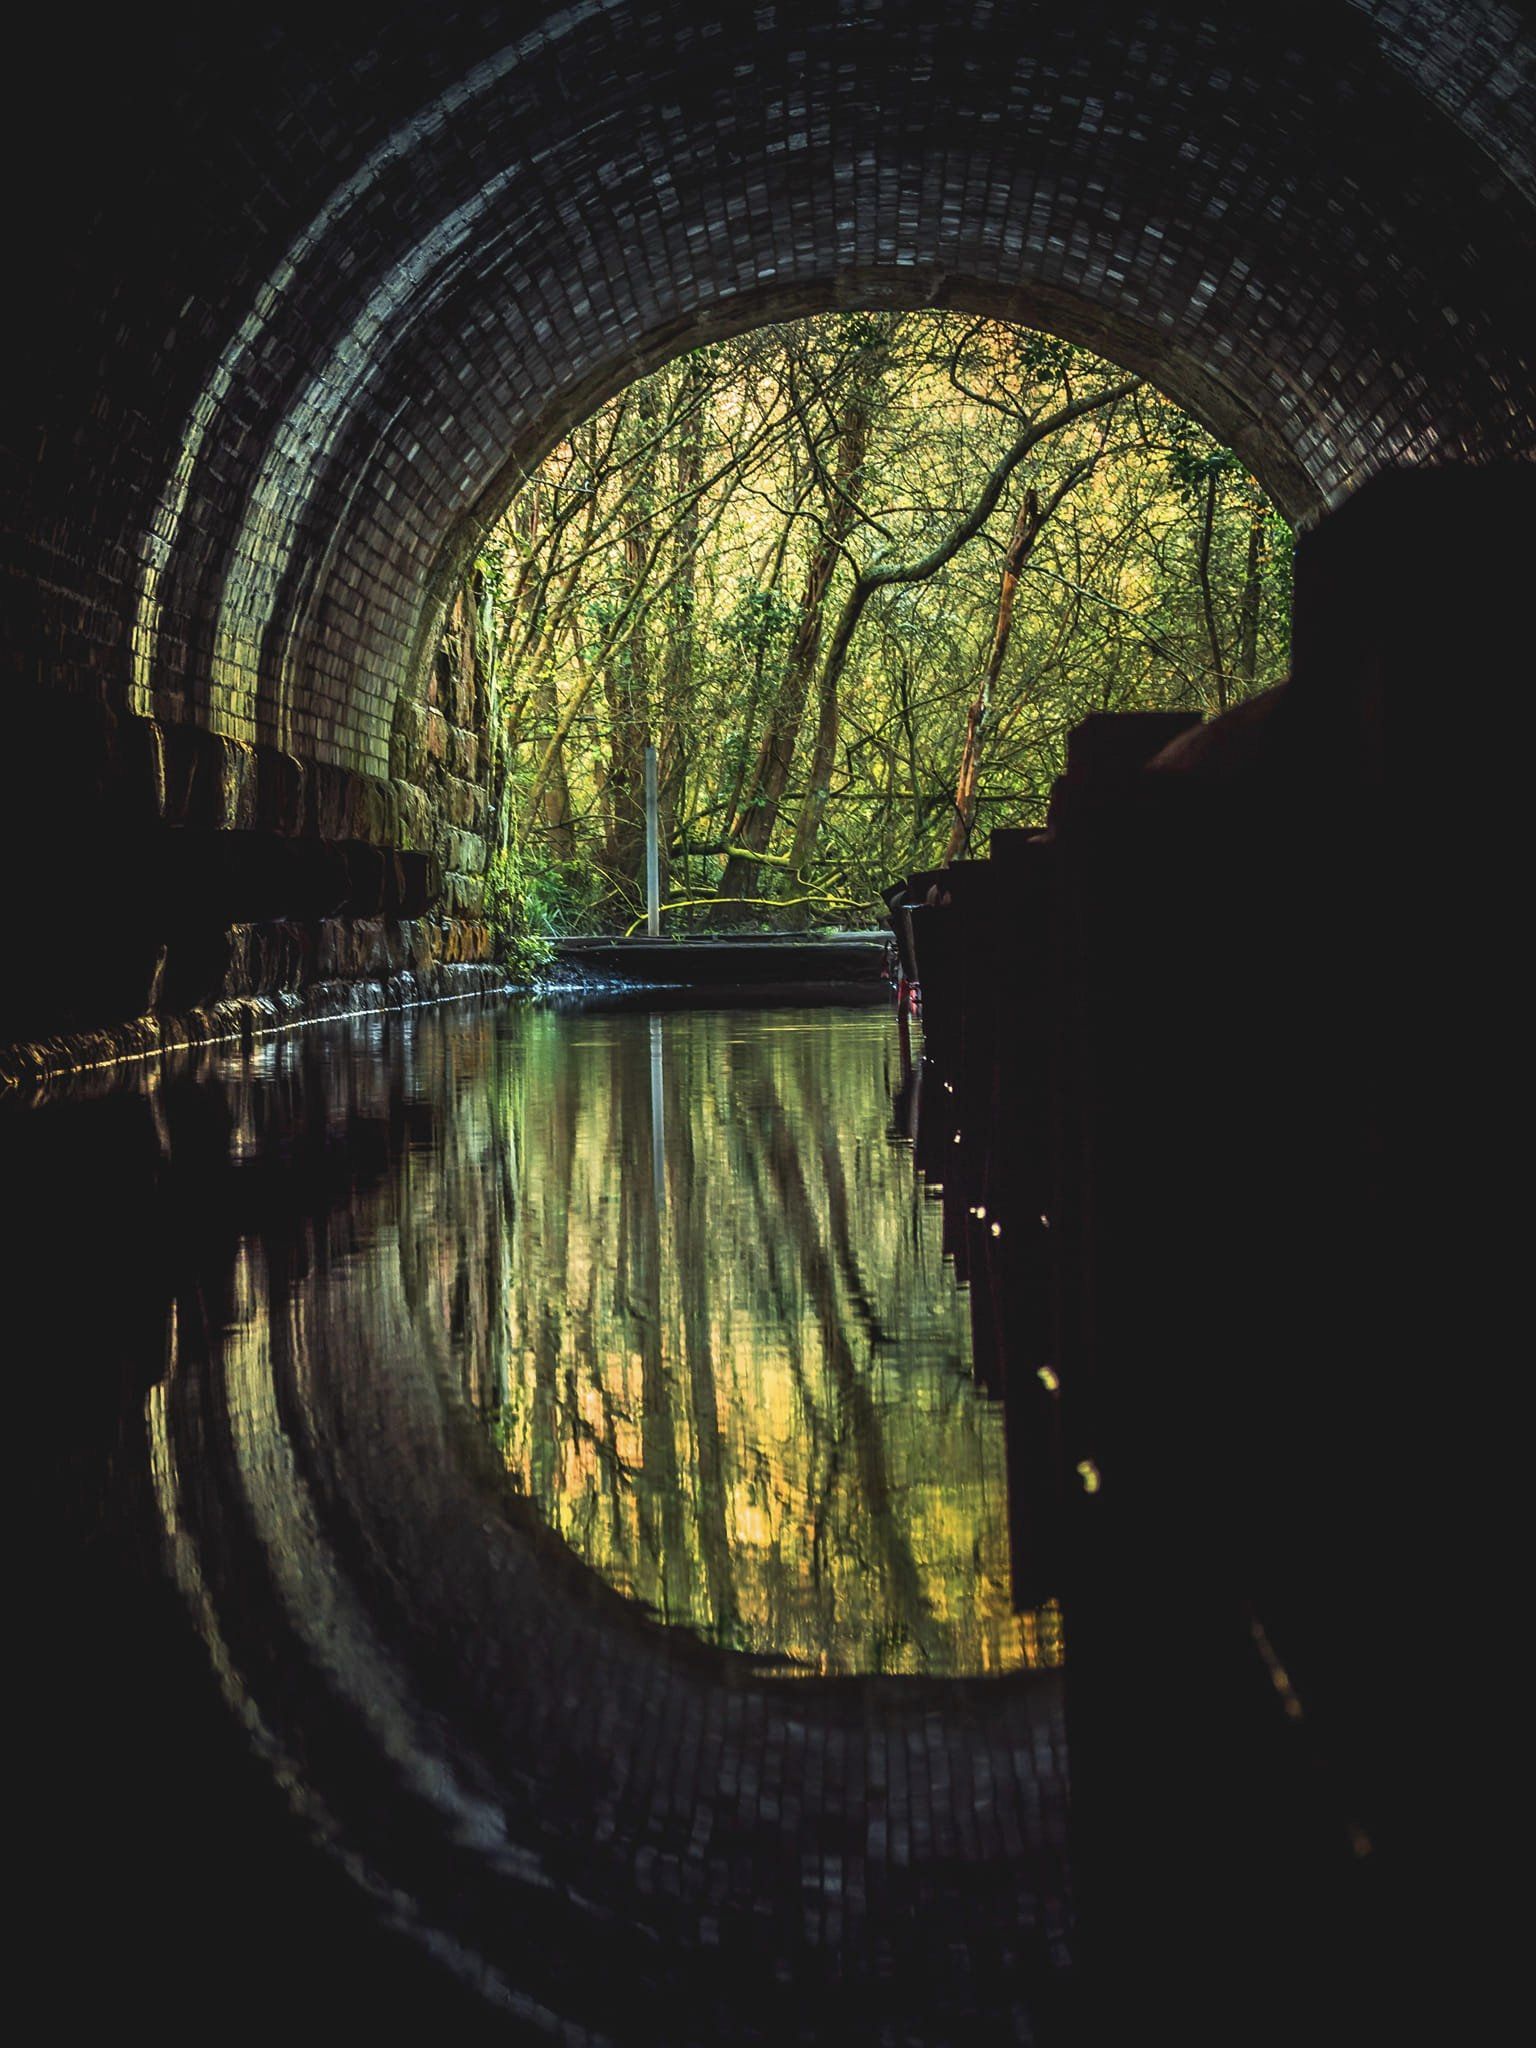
left=5, top=4, right=1532, bottom=2041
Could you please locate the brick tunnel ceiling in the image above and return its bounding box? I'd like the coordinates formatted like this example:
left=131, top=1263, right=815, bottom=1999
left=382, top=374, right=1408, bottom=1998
left=20, top=1, right=1536, bottom=787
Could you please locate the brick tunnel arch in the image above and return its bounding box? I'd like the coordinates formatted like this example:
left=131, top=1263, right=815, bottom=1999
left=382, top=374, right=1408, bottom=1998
left=6, top=10, right=1534, bottom=2029
left=6, top=0, right=1533, bottom=1058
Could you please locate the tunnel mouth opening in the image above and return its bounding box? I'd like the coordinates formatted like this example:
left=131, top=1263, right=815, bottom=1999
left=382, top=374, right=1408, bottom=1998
left=448, top=302, right=1294, bottom=965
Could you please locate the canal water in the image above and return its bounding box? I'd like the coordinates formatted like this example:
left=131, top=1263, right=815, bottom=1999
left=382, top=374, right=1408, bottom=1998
left=489, top=1001, right=1057, bottom=1677
left=18, top=997, right=1070, bottom=2042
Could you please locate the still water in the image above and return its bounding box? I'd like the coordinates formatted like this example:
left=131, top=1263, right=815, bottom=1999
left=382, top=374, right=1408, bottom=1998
left=492, top=1002, right=1057, bottom=1676
left=21, top=997, right=1070, bottom=2042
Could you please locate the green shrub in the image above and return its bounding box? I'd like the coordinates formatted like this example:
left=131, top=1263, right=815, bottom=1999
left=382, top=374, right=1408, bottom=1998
left=484, top=841, right=601, bottom=978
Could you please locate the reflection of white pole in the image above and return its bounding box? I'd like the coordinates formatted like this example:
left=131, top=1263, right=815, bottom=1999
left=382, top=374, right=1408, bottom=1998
left=644, top=742, right=661, bottom=937
left=650, top=1014, right=665, bottom=1205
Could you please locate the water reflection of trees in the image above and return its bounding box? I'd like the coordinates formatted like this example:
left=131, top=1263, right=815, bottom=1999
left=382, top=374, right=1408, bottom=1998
left=112, top=1002, right=1069, bottom=2035
left=490, top=1006, right=1063, bottom=1677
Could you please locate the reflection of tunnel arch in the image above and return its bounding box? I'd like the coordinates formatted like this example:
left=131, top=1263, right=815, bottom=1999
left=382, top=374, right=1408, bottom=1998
left=4, top=1, right=1533, bottom=1041
left=126, top=1004, right=1073, bottom=2040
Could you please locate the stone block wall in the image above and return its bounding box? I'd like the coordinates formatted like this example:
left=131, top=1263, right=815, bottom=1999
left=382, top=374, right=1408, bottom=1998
left=392, top=582, right=496, bottom=925
left=0, top=596, right=497, bottom=1072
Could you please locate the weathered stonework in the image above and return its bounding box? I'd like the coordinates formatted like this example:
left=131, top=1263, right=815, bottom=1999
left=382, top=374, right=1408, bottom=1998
left=0, top=942, right=508, bottom=1091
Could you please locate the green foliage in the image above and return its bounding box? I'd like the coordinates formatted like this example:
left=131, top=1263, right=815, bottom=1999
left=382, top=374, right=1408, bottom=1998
left=484, top=841, right=601, bottom=978
left=470, top=310, right=1295, bottom=930
left=1168, top=444, right=1241, bottom=497
left=722, top=581, right=796, bottom=655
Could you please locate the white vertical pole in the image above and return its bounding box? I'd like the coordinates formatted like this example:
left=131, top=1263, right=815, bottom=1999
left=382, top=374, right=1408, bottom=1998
left=649, top=1013, right=665, bottom=1204
left=644, top=742, right=661, bottom=937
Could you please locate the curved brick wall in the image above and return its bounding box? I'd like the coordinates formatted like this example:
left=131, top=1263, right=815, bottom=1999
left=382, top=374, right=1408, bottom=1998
left=4, top=0, right=1533, bottom=1055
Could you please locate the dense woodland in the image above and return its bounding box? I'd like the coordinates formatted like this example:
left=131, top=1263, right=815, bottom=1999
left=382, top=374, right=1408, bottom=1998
left=469, top=311, right=1292, bottom=943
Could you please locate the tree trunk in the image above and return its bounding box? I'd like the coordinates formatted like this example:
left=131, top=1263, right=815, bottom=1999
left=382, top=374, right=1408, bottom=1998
left=512, top=483, right=600, bottom=850
left=604, top=391, right=661, bottom=902
left=658, top=355, right=706, bottom=904
left=1196, top=469, right=1227, bottom=712
left=531, top=658, right=576, bottom=859
left=786, top=377, right=1136, bottom=885
left=717, top=327, right=892, bottom=902
left=1236, top=497, right=1265, bottom=693
left=942, top=488, right=1040, bottom=863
